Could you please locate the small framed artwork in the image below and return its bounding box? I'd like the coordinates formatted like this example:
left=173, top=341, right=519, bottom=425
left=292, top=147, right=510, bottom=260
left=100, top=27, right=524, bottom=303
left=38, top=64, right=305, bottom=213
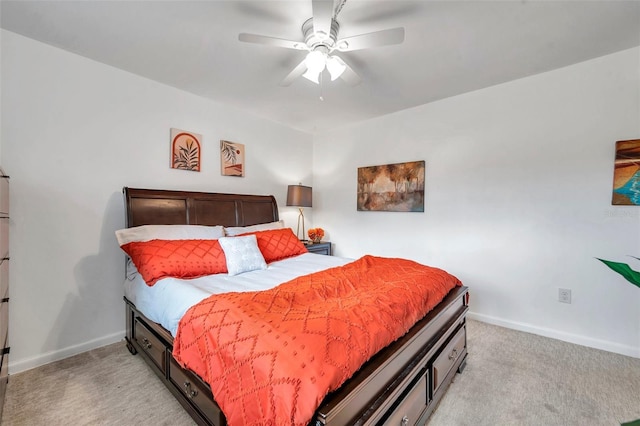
left=612, top=139, right=640, bottom=205
left=357, top=160, right=425, bottom=212
left=220, top=140, right=245, bottom=177
left=170, top=128, right=201, bottom=172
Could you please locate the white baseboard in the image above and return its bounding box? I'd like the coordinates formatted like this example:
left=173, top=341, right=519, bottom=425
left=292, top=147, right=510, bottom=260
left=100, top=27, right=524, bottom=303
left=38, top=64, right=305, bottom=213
left=468, top=312, right=640, bottom=359
left=7, top=312, right=640, bottom=374
left=8, top=330, right=126, bottom=375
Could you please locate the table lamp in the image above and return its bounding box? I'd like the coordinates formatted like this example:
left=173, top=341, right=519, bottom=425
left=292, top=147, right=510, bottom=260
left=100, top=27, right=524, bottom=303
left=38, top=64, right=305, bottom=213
left=286, top=184, right=312, bottom=240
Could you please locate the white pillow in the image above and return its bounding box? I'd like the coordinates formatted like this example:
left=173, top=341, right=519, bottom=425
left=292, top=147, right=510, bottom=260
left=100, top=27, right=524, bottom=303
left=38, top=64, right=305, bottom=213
left=115, top=224, right=225, bottom=246
left=218, top=235, right=267, bottom=276
left=224, top=220, right=284, bottom=237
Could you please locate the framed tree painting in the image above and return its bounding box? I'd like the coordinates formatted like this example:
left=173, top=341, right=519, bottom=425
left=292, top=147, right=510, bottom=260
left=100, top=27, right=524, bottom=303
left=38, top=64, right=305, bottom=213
left=612, top=139, right=640, bottom=205
left=220, top=140, right=245, bottom=177
left=357, top=160, right=425, bottom=212
left=170, top=128, right=201, bottom=172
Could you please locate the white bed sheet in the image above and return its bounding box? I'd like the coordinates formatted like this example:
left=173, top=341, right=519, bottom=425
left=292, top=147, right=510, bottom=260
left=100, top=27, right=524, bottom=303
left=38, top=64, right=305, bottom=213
left=124, top=253, right=351, bottom=336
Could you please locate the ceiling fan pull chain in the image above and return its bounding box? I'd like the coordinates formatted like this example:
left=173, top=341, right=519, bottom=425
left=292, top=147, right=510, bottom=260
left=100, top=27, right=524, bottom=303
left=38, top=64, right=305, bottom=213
left=319, top=72, right=325, bottom=101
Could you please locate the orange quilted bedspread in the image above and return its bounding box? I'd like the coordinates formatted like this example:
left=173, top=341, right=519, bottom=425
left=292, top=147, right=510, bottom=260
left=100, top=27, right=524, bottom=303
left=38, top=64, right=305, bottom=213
left=173, top=255, right=461, bottom=426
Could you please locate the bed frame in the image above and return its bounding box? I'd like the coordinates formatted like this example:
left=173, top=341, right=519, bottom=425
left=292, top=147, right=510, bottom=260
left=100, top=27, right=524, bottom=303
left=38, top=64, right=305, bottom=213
left=122, top=187, right=469, bottom=426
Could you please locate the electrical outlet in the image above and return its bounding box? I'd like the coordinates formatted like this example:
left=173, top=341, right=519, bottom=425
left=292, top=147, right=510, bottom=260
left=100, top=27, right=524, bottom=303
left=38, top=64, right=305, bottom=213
left=558, top=288, right=572, bottom=304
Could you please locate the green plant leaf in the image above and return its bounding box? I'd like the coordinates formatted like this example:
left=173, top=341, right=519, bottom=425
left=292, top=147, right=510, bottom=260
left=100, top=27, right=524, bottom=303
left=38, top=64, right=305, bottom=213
left=621, top=419, right=640, bottom=426
left=596, top=258, right=640, bottom=288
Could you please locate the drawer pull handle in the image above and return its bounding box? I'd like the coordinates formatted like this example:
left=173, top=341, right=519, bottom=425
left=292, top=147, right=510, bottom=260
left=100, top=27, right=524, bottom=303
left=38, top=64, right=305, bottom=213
left=401, top=415, right=409, bottom=425
left=184, top=381, right=198, bottom=399
left=448, top=348, right=458, bottom=360
left=141, top=337, right=152, bottom=350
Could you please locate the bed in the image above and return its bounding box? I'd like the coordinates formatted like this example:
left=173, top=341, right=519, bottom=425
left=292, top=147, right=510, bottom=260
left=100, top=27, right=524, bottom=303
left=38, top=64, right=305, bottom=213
left=120, top=187, right=469, bottom=426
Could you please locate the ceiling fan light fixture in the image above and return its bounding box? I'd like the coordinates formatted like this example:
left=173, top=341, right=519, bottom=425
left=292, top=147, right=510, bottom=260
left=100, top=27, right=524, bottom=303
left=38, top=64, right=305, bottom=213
left=302, top=69, right=321, bottom=84
left=305, top=50, right=326, bottom=70
left=302, top=50, right=326, bottom=84
left=326, top=55, right=346, bottom=81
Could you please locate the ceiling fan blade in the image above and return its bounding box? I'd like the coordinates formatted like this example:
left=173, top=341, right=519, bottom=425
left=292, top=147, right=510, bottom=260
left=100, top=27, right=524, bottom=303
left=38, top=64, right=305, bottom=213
left=312, top=0, right=334, bottom=38
left=338, top=59, right=361, bottom=86
left=336, top=27, right=405, bottom=52
left=280, top=59, right=308, bottom=87
left=239, top=33, right=308, bottom=50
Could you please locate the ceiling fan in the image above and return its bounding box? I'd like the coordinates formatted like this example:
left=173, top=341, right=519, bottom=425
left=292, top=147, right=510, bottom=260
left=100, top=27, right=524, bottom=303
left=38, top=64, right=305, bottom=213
left=238, top=0, right=405, bottom=87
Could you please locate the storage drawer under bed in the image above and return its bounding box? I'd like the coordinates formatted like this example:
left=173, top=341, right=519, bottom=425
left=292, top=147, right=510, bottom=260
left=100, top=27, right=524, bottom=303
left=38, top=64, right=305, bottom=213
left=169, top=357, right=225, bottom=426
left=432, top=324, right=466, bottom=394
left=134, top=318, right=166, bottom=374
left=378, top=370, right=428, bottom=426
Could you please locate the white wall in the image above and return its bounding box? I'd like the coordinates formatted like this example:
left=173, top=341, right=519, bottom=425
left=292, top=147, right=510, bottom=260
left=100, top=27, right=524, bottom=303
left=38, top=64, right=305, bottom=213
left=0, top=30, right=313, bottom=373
left=2, top=29, right=638, bottom=376
left=313, top=47, right=640, bottom=357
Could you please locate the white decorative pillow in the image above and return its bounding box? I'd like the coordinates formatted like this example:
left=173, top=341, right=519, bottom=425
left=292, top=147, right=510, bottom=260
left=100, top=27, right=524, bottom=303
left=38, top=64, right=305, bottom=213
left=115, top=224, right=225, bottom=246
left=224, top=220, right=284, bottom=237
left=218, top=235, right=267, bottom=276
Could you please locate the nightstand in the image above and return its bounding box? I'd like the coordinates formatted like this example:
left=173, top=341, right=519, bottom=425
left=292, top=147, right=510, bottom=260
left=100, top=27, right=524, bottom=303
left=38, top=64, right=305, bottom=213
left=305, top=241, right=332, bottom=256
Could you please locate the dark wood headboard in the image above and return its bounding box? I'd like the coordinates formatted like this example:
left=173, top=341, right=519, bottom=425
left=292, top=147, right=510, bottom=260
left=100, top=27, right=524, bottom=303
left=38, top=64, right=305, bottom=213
left=123, top=187, right=279, bottom=228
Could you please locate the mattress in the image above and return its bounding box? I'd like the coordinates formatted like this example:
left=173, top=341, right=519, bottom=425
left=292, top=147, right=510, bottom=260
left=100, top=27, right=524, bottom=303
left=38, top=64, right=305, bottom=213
left=124, top=252, right=351, bottom=336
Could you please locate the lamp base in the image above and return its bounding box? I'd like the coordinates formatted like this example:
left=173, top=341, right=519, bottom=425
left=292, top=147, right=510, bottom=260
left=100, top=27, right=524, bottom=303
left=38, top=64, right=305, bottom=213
left=296, top=207, right=306, bottom=241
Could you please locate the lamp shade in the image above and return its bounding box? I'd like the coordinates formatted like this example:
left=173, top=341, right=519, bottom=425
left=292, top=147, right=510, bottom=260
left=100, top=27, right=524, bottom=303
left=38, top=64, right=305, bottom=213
left=286, top=185, right=312, bottom=207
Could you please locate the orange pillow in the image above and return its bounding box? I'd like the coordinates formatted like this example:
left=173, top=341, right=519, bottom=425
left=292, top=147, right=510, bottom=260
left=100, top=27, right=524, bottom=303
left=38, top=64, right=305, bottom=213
left=240, top=228, right=308, bottom=263
left=120, top=239, right=227, bottom=286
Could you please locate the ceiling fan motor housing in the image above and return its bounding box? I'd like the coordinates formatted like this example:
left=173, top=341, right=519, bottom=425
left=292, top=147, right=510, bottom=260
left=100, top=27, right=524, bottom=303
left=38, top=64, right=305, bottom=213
left=302, top=17, right=340, bottom=50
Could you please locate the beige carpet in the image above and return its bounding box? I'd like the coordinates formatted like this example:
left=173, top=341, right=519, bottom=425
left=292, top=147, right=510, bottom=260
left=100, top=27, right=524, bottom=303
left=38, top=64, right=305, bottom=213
left=2, top=341, right=196, bottom=426
left=2, top=320, right=639, bottom=425
left=427, top=321, right=640, bottom=426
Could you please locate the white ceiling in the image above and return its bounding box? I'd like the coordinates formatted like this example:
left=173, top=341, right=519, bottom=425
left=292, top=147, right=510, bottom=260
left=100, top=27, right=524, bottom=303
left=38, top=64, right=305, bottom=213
left=2, top=1, right=639, bottom=134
